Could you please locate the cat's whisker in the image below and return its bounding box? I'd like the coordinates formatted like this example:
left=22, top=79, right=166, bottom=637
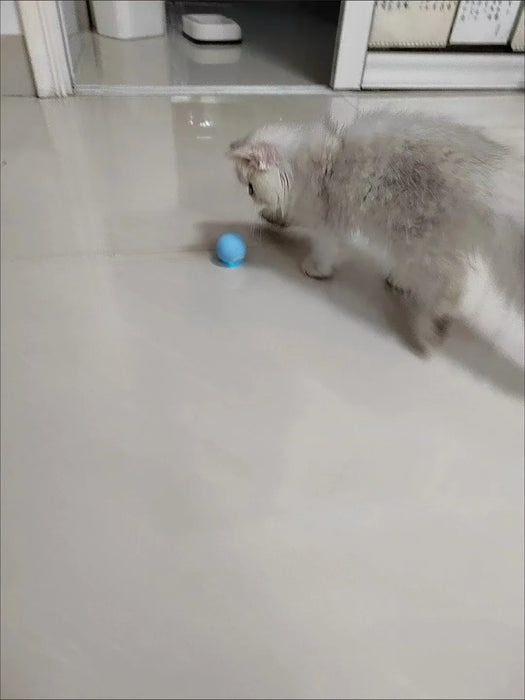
left=251, top=224, right=266, bottom=243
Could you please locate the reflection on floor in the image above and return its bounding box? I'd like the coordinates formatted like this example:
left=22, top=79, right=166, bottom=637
left=75, top=1, right=340, bottom=90
left=1, top=92, right=524, bottom=700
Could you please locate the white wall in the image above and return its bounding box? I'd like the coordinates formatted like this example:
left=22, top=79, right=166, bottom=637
left=1, top=0, right=35, bottom=96
left=1, top=0, right=22, bottom=35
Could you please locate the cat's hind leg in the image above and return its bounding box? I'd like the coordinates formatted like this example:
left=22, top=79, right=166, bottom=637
left=385, top=260, right=464, bottom=356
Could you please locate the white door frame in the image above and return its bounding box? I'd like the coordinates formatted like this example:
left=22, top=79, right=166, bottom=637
left=17, top=0, right=72, bottom=97
left=331, top=1, right=375, bottom=90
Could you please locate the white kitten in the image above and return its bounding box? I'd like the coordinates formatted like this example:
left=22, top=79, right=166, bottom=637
left=228, top=110, right=524, bottom=364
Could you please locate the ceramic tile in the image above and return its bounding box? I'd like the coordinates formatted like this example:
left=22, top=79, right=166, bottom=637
left=1, top=94, right=523, bottom=700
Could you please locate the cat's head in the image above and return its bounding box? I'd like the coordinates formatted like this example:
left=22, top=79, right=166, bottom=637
left=227, top=123, right=299, bottom=227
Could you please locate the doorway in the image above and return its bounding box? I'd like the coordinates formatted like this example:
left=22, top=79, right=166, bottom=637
left=69, top=1, right=342, bottom=93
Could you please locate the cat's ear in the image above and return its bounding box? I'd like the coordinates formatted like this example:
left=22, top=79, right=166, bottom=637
left=227, top=141, right=279, bottom=171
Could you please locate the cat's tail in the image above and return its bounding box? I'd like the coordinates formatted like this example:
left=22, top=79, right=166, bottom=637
left=459, top=252, right=524, bottom=368
left=462, top=150, right=524, bottom=367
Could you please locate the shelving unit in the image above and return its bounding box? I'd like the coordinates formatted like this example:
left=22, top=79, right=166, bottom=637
left=333, top=1, right=524, bottom=90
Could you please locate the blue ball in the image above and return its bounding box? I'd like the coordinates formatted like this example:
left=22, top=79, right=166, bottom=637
left=216, top=232, right=246, bottom=267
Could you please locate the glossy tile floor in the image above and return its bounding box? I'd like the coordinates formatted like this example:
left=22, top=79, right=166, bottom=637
left=75, top=2, right=338, bottom=89
left=1, top=93, right=524, bottom=700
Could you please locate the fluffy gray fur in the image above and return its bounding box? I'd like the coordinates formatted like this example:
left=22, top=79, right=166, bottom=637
left=228, top=110, right=524, bottom=357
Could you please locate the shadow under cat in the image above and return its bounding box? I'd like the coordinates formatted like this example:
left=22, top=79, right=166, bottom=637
left=197, top=220, right=524, bottom=399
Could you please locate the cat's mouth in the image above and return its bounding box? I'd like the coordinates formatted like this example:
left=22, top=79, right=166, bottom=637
left=259, top=209, right=289, bottom=228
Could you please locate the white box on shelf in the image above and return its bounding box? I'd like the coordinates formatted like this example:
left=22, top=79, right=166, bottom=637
left=368, top=0, right=459, bottom=49
left=91, top=1, right=166, bottom=40
left=511, top=5, right=524, bottom=50
left=449, top=0, right=522, bottom=45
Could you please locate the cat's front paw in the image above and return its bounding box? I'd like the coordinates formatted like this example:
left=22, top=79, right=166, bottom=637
left=301, top=255, right=334, bottom=280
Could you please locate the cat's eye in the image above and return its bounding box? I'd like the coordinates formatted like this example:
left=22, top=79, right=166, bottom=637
left=248, top=183, right=254, bottom=196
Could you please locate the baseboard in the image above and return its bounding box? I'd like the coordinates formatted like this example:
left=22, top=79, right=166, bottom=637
left=74, top=83, right=334, bottom=96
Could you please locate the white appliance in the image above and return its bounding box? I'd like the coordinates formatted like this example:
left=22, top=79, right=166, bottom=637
left=449, top=0, right=522, bottom=45
left=511, top=6, right=524, bottom=51
left=182, top=14, right=242, bottom=44
left=91, top=1, right=166, bottom=40
left=368, top=0, right=459, bottom=49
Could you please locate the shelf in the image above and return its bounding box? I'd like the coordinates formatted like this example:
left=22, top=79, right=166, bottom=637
left=362, top=51, right=525, bottom=90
